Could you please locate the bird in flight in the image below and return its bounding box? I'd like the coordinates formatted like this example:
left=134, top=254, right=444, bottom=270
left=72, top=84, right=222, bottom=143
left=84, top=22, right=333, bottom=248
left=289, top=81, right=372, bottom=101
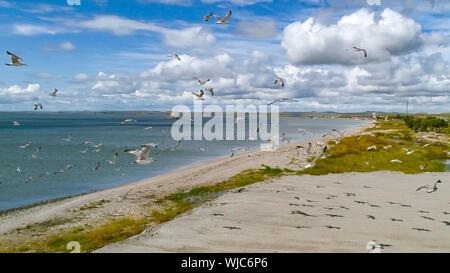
left=49, top=89, right=58, bottom=97
left=193, top=90, right=205, bottom=100
left=93, top=162, right=101, bottom=171
left=214, top=10, right=232, bottom=24
left=31, top=146, right=41, bottom=159
left=120, top=119, right=137, bottom=126
left=12, top=121, right=21, bottom=127
left=203, top=12, right=214, bottom=21
left=353, top=47, right=367, bottom=58
left=416, top=180, right=441, bottom=193
left=125, top=143, right=157, bottom=165
left=5, top=51, right=26, bottom=66
left=194, top=77, right=210, bottom=86
left=268, top=98, right=299, bottom=105
left=34, top=103, right=43, bottom=111
left=274, top=77, right=285, bottom=87
left=168, top=54, right=181, bottom=61
left=108, top=152, right=119, bottom=165
left=206, top=87, right=214, bottom=96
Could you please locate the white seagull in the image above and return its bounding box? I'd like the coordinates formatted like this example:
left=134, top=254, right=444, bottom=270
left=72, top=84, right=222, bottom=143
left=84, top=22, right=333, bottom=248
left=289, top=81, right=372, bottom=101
left=203, top=12, right=214, bottom=21
left=402, top=148, right=414, bottom=155
left=120, top=119, right=137, bottom=126
left=49, top=89, right=58, bottom=97
left=125, top=143, right=157, bottom=165
left=353, top=46, right=367, bottom=58
left=108, top=152, right=119, bottom=165
left=31, top=146, right=41, bottom=159
left=19, top=142, right=32, bottom=149
left=214, top=10, right=232, bottom=24
left=390, top=159, right=402, bottom=163
left=367, top=145, right=377, bottom=151
left=34, top=103, right=43, bottom=110
left=274, top=77, right=285, bottom=87
left=416, top=180, right=441, bottom=193
left=5, top=51, right=26, bottom=66
left=168, top=54, right=181, bottom=61
left=12, top=121, right=21, bottom=127
left=194, top=77, right=210, bottom=86
left=268, top=98, right=299, bottom=105
left=193, top=90, right=205, bottom=100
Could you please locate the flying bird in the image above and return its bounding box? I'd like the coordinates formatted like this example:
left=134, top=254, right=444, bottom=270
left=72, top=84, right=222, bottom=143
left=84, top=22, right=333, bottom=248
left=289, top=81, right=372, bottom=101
left=5, top=51, right=26, bottom=66
left=353, top=46, right=367, bottom=58
left=108, top=152, right=119, bottom=165
left=206, top=87, right=214, bottom=96
left=120, top=119, right=136, bottom=126
left=273, top=77, right=285, bottom=87
left=203, top=12, right=214, bottom=21
left=168, top=54, right=181, bottom=61
left=125, top=143, right=157, bottom=164
left=194, top=77, right=211, bottom=86
left=49, top=89, right=58, bottom=97
left=93, top=162, right=101, bottom=171
left=214, top=10, right=232, bottom=24
left=12, top=121, right=21, bottom=127
left=19, top=142, right=32, bottom=149
left=416, top=180, right=441, bottom=193
left=31, top=146, right=41, bottom=159
left=171, top=139, right=182, bottom=152
left=193, top=90, right=205, bottom=100
left=34, top=103, right=43, bottom=110
left=390, top=159, right=402, bottom=163
left=268, top=98, right=299, bottom=105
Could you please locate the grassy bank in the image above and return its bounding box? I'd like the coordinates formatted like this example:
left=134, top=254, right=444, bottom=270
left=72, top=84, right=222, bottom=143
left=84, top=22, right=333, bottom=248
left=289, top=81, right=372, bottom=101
left=0, top=166, right=287, bottom=253
left=299, top=119, right=449, bottom=175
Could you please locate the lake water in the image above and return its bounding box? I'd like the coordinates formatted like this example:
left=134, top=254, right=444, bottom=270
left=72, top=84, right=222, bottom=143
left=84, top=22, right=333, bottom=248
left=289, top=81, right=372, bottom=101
left=0, top=112, right=367, bottom=211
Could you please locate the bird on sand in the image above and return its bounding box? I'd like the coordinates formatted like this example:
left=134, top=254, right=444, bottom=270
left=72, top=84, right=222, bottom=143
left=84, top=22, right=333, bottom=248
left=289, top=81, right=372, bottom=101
left=34, top=103, right=43, bottom=110
left=168, top=54, right=181, bottom=61
left=5, top=51, right=26, bottom=66
left=193, top=90, right=205, bottom=100
left=49, top=89, right=58, bottom=97
left=273, top=77, right=285, bottom=87
left=125, top=143, right=157, bottom=165
left=213, top=10, right=232, bottom=24
left=353, top=46, right=367, bottom=58
left=416, top=180, right=441, bottom=193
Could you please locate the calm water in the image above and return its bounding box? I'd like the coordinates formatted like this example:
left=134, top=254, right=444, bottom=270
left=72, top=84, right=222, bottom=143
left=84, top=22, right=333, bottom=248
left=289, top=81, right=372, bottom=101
left=0, top=112, right=367, bottom=211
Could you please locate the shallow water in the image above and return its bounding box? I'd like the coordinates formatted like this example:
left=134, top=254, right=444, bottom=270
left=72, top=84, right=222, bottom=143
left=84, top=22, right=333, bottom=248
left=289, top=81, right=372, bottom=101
left=0, top=112, right=367, bottom=211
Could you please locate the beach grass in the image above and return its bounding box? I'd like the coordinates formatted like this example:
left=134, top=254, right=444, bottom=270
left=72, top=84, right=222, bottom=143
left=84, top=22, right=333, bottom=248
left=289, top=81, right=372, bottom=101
left=299, top=120, right=449, bottom=175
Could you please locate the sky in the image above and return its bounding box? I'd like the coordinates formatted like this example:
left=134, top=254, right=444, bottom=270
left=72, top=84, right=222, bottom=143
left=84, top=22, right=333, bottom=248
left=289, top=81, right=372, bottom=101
left=0, top=0, right=448, bottom=113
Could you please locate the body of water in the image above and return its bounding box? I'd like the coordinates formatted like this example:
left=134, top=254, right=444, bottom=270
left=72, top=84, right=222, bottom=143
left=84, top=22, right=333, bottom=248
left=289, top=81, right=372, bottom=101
left=0, top=112, right=367, bottom=211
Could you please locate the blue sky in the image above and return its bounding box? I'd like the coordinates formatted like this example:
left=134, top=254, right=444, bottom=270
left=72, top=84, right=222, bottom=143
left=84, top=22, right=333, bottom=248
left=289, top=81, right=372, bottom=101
left=0, top=0, right=449, bottom=112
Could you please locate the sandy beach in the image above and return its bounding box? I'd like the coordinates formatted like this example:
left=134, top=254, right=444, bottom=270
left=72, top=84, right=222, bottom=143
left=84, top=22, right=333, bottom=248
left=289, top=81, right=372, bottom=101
left=1, top=120, right=449, bottom=253
left=96, top=171, right=450, bottom=253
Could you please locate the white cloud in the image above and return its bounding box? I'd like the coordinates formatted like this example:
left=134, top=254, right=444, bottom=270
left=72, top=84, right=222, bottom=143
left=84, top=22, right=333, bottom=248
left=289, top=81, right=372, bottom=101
left=0, top=84, right=40, bottom=95
left=281, top=8, right=423, bottom=65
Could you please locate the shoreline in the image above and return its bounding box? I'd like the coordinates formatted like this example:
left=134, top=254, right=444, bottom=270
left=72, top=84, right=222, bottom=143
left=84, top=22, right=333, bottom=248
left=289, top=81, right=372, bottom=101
left=0, top=119, right=371, bottom=216
left=0, top=121, right=372, bottom=249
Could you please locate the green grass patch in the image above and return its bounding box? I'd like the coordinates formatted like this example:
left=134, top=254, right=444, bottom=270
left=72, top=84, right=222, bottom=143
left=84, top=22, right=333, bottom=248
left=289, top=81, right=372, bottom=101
left=299, top=120, right=449, bottom=175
